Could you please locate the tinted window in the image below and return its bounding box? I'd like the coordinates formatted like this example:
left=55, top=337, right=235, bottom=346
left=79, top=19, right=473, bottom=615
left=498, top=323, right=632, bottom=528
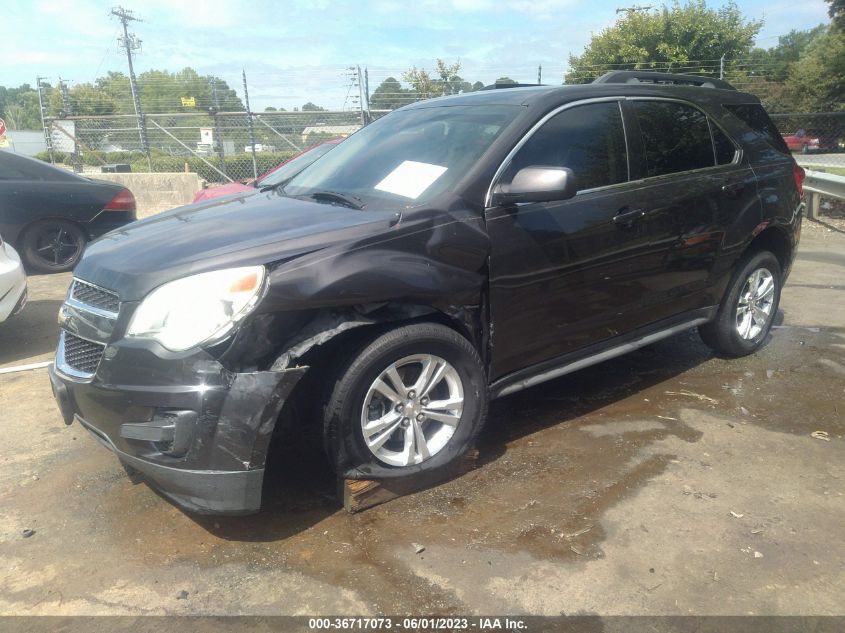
left=633, top=101, right=715, bottom=177
left=723, top=104, right=790, bottom=154
left=507, top=101, right=628, bottom=192
left=712, top=125, right=737, bottom=165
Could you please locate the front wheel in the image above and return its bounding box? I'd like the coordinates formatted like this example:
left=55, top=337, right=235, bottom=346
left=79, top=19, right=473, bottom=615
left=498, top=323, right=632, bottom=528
left=699, top=250, right=782, bottom=357
left=20, top=220, right=87, bottom=273
left=323, top=323, right=487, bottom=477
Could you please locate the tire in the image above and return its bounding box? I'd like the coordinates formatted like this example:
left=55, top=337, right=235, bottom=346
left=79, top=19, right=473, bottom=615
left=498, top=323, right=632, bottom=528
left=323, top=323, right=487, bottom=478
left=699, top=250, right=782, bottom=357
left=20, top=220, right=87, bottom=273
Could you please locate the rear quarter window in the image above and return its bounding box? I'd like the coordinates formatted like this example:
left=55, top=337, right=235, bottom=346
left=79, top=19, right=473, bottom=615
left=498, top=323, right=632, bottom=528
left=723, top=104, right=790, bottom=155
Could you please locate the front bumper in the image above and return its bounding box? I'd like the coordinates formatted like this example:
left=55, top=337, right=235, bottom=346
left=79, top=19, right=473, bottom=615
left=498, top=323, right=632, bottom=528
left=48, top=359, right=307, bottom=514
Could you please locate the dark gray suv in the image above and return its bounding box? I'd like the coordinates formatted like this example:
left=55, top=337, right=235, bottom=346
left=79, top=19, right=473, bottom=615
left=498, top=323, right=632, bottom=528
left=49, top=71, right=804, bottom=514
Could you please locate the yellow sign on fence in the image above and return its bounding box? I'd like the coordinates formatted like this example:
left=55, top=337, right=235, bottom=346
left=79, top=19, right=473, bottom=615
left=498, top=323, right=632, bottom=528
left=180, top=96, right=196, bottom=108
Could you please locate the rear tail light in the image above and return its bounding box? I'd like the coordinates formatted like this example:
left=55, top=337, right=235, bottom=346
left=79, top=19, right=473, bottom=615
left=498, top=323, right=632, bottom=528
left=793, top=163, right=805, bottom=197
left=104, top=189, right=136, bottom=212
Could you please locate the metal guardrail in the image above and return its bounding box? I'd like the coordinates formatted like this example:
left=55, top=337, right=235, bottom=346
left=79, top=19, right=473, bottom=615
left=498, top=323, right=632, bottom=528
left=804, top=169, right=845, bottom=220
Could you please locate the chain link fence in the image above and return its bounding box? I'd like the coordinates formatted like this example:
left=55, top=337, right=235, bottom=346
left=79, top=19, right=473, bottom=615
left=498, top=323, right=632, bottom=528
left=41, top=109, right=845, bottom=187
left=769, top=113, right=845, bottom=174
left=40, top=109, right=391, bottom=183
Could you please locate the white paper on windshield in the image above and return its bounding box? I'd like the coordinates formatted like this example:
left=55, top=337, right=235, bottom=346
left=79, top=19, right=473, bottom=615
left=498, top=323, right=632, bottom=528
left=374, top=160, right=448, bottom=199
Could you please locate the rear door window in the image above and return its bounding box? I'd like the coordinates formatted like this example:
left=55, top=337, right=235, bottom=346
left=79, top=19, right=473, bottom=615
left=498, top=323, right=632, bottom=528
left=632, top=101, right=715, bottom=177
left=507, top=101, right=628, bottom=192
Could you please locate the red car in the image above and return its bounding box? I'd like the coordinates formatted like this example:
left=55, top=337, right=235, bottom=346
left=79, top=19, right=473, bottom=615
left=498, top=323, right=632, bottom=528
left=192, top=139, right=343, bottom=203
left=782, top=129, right=838, bottom=154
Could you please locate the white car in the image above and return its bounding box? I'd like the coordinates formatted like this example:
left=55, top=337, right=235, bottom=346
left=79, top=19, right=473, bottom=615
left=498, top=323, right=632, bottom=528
left=0, top=234, right=27, bottom=323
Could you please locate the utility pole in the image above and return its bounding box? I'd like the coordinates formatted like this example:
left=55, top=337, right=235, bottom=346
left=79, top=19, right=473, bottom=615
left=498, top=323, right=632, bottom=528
left=363, top=67, right=371, bottom=123
left=242, top=69, right=258, bottom=180
left=111, top=6, right=151, bottom=169
left=36, top=76, right=54, bottom=164
left=345, top=66, right=363, bottom=124
left=719, top=54, right=726, bottom=80
left=210, top=78, right=226, bottom=176
left=538, top=65, right=542, bottom=84
left=356, top=66, right=365, bottom=126
left=59, top=78, right=82, bottom=173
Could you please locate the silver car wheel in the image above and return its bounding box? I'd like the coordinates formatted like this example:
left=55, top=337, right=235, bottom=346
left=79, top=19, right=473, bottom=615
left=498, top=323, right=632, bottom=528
left=360, top=354, right=464, bottom=467
left=736, top=267, right=775, bottom=340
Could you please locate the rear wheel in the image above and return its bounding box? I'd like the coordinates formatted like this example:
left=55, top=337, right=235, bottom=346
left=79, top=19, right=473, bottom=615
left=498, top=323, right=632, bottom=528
left=323, top=323, right=487, bottom=477
left=20, top=220, right=86, bottom=273
left=699, top=250, right=781, bottom=357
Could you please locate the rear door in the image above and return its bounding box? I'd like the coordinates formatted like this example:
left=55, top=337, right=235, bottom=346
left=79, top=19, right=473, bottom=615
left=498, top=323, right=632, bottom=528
left=620, top=98, right=759, bottom=315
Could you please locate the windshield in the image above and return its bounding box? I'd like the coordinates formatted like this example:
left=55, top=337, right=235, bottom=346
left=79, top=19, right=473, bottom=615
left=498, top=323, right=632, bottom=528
left=256, top=142, right=338, bottom=188
left=283, top=105, right=521, bottom=210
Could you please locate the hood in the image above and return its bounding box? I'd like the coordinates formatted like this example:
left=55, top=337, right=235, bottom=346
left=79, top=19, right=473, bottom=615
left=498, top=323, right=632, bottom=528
left=74, top=190, right=392, bottom=300
left=192, top=182, right=254, bottom=203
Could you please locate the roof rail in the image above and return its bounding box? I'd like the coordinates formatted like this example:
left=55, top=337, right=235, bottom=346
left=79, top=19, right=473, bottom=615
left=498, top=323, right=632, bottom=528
left=593, top=71, right=736, bottom=91
left=479, top=82, right=545, bottom=91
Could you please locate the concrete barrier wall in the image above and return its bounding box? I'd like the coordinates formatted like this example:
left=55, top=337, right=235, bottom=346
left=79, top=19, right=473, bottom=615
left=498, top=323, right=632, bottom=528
left=92, top=173, right=204, bottom=219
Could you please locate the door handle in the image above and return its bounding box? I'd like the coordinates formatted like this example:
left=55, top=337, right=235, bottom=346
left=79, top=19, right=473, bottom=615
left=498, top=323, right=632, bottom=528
left=722, top=182, right=744, bottom=196
left=613, top=207, right=645, bottom=225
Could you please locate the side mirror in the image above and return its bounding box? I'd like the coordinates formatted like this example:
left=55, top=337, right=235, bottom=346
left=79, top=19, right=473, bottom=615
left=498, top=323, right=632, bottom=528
left=491, top=166, right=578, bottom=206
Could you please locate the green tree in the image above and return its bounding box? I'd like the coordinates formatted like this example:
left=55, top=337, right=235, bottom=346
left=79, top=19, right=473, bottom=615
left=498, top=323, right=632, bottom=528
left=0, top=84, right=43, bottom=129
left=783, top=26, right=845, bottom=111
left=403, top=59, right=475, bottom=100
left=403, top=66, right=437, bottom=99
left=494, top=76, right=518, bottom=85
left=565, top=0, right=762, bottom=83
left=370, top=77, right=415, bottom=109
left=264, top=106, right=278, bottom=112
left=301, top=102, right=326, bottom=111
left=828, top=0, right=845, bottom=28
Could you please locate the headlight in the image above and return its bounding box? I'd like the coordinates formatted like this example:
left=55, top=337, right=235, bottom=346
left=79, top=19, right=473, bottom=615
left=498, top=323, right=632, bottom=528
left=126, top=266, right=265, bottom=351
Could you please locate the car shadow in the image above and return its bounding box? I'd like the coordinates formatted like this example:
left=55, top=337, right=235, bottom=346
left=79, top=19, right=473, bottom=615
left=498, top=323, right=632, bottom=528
left=0, top=298, right=63, bottom=367
left=196, top=320, right=737, bottom=542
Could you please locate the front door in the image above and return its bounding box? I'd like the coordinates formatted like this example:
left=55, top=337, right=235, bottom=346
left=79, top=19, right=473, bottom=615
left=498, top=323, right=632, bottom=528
left=485, top=100, right=662, bottom=380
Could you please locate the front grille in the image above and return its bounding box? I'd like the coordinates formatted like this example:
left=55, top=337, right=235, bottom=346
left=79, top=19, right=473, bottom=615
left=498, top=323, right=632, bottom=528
left=62, top=332, right=106, bottom=375
left=70, top=280, right=120, bottom=314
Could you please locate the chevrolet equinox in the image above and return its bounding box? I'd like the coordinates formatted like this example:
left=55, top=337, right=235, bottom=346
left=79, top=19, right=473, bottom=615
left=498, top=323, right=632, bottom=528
left=49, top=72, right=804, bottom=514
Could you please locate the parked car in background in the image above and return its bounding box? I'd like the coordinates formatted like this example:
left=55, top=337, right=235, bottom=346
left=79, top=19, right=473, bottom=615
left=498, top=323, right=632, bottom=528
left=0, top=233, right=27, bottom=323
left=192, top=139, right=343, bottom=203
left=50, top=72, right=803, bottom=514
left=782, top=129, right=838, bottom=154
left=0, top=151, right=137, bottom=273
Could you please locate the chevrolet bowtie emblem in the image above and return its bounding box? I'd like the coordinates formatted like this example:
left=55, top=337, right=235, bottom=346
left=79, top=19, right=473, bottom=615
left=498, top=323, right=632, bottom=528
left=57, top=305, right=70, bottom=327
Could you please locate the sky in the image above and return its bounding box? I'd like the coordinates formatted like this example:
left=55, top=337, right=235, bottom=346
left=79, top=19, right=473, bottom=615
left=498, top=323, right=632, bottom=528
left=2, top=0, right=833, bottom=111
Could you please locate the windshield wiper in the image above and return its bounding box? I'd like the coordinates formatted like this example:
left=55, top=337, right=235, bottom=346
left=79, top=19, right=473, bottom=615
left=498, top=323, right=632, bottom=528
left=258, top=180, right=285, bottom=192
left=306, top=190, right=365, bottom=210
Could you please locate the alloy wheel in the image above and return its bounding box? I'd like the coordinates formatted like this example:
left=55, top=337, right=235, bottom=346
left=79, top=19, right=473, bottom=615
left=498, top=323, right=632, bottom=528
left=33, top=223, right=83, bottom=267
left=360, top=354, right=464, bottom=467
left=735, top=267, right=775, bottom=340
